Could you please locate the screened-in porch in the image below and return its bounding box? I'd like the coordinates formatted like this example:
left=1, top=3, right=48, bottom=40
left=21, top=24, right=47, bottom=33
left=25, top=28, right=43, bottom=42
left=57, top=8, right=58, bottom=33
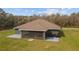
left=19, top=29, right=61, bottom=40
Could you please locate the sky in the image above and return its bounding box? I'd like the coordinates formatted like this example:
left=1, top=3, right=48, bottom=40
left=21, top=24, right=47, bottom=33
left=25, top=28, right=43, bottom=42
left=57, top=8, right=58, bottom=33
left=2, top=8, right=79, bottom=16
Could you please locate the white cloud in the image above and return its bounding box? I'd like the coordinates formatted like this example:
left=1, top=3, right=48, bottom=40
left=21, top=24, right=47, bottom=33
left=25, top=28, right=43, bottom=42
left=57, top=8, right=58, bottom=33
left=37, top=8, right=70, bottom=15
left=45, top=9, right=59, bottom=15
left=35, top=9, right=58, bottom=15
left=35, top=8, right=60, bottom=15
left=25, top=8, right=72, bottom=16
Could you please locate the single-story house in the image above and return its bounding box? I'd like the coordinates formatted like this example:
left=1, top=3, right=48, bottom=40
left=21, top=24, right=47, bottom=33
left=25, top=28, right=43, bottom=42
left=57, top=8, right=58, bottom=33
left=14, top=19, right=61, bottom=39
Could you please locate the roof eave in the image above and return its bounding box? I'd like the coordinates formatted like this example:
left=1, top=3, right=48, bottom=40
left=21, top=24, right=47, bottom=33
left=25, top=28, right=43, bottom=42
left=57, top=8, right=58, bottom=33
left=19, top=29, right=47, bottom=32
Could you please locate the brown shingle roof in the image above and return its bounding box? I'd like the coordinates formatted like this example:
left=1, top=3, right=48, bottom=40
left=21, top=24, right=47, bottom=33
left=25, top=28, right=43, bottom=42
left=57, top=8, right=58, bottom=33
left=15, top=19, right=61, bottom=31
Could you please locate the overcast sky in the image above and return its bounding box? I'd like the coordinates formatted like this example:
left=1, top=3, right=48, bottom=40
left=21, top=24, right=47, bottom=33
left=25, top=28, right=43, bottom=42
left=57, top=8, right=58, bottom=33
left=3, top=8, right=79, bottom=16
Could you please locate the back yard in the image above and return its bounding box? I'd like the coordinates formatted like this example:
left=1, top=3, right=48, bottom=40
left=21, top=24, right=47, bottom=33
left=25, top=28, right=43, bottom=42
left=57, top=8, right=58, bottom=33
left=0, top=28, right=79, bottom=51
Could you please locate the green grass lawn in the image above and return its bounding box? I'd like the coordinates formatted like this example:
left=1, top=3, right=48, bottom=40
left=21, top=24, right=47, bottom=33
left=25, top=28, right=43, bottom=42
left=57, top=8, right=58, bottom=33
left=0, top=28, right=79, bottom=51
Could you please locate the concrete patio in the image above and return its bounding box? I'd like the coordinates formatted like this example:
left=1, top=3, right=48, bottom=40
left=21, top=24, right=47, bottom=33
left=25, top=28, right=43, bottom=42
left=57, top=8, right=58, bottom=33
left=46, top=37, right=59, bottom=42
left=7, top=34, right=21, bottom=38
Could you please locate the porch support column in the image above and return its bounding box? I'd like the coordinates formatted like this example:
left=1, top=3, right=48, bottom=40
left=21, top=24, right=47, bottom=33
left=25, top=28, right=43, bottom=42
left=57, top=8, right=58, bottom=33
left=43, top=31, right=46, bottom=40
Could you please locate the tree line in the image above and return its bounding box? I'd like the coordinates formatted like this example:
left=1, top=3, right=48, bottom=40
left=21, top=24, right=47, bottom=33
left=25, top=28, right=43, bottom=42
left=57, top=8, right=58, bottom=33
left=0, top=8, right=79, bottom=30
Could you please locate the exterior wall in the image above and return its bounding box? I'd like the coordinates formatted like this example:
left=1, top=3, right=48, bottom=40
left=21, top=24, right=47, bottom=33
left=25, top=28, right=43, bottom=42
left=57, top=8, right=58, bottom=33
left=20, top=29, right=61, bottom=39
left=15, top=29, right=21, bottom=34
left=21, top=30, right=44, bottom=39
